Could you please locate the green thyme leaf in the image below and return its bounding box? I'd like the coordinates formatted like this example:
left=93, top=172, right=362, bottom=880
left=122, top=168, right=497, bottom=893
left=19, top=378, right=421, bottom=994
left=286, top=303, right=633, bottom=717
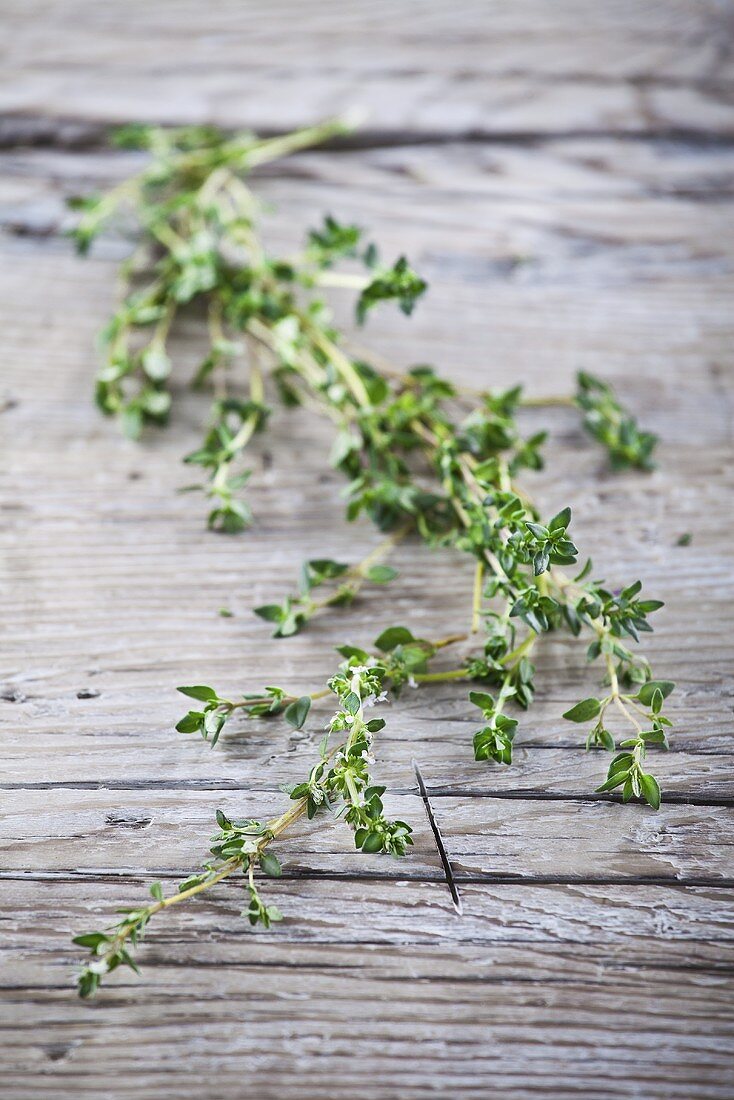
left=283, top=696, right=311, bottom=730
left=563, top=698, right=602, bottom=722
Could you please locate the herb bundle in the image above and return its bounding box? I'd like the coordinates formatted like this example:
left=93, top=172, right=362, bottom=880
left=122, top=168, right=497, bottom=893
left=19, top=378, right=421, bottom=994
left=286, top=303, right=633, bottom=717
left=69, top=117, right=672, bottom=997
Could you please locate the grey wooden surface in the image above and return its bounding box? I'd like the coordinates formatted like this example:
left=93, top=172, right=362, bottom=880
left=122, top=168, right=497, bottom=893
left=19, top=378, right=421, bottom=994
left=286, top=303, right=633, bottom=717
left=1, top=3, right=733, bottom=1097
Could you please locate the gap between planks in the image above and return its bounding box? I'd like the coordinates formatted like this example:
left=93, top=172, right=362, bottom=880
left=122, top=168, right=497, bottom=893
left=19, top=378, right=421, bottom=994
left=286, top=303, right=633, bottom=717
left=5, top=871, right=734, bottom=889
left=4, top=114, right=734, bottom=153
left=1, top=780, right=733, bottom=808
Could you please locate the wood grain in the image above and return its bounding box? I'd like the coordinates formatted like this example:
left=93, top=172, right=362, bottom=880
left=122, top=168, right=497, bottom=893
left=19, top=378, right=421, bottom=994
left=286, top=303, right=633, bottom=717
left=2, top=881, right=734, bottom=1098
left=1, top=2, right=733, bottom=1097
left=4, top=787, right=734, bottom=882
left=1, top=1, right=734, bottom=140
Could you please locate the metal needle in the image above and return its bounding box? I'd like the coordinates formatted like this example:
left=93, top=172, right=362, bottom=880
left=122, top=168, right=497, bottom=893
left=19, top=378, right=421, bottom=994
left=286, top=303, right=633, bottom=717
left=412, top=757, right=463, bottom=916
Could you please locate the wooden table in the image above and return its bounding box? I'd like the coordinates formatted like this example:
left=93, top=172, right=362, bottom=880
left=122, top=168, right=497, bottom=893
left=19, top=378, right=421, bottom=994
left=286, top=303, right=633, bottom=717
left=2, top=3, right=733, bottom=1096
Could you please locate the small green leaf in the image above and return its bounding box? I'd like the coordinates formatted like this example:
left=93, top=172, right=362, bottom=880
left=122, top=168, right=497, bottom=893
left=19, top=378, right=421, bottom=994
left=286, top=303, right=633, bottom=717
left=588, top=727, right=616, bottom=753
left=306, top=558, right=349, bottom=587
left=141, top=346, right=171, bottom=381
left=563, top=698, right=602, bottom=722
left=595, top=771, right=630, bottom=793
left=639, top=773, right=662, bottom=810
left=642, top=729, right=668, bottom=746
left=365, top=564, right=398, bottom=584
left=204, top=710, right=225, bottom=742
left=468, top=690, right=495, bottom=714
left=253, top=604, right=284, bottom=624
left=533, top=549, right=550, bottom=575
left=637, top=680, right=675, bottom=706
left=283, top=696, right=311, bottom=730
left=548, top=506, right=571, bottom=532
left=177, top=685, right=217, bottom=702
left=336, top=644, right=371, bottom=662
left=343, top=691, right=361, bottom=715
left=361, top=831, right=384, bottom=854
left=259, top=852, right=282, bottom=877
left=72, top=932, right=109, bottom=949
left=175, top=711, right=203, bottom=734
left=374, top=625, right=414, bottom=651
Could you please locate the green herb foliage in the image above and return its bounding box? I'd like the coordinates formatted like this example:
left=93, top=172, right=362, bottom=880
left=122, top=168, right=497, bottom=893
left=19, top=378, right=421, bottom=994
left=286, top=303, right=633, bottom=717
left=575, top=371, right=658, bottom=470
left=71, top=118, right=670, bottom=996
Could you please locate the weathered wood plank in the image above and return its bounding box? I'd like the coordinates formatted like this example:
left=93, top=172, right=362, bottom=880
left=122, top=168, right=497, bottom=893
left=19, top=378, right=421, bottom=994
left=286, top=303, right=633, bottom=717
left=5, top=879, right=734, bottom=958
left=7, top=879, right=734, bottom=972
left=3, top=736, right=732, bottom=799
left=3, top=787, right=734, bottom=882
left=4, top=142, right=734, bottom=267
left=1, top=1, right=734, bottom=139
left=4, top=138, right=734, bottom=227
left=2, top=882, right=733, bottom=1099
left=1, top=141, right=732, bottom=433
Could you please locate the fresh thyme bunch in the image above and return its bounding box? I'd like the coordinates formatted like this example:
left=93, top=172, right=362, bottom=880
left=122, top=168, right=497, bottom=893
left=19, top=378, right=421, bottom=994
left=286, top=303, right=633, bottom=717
left=71, top=117, right=671, bottom=996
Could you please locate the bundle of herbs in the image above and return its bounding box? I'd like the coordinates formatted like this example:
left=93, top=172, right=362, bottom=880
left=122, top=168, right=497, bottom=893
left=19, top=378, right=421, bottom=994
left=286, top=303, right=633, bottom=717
left=68, top=117, right=672, bottom=997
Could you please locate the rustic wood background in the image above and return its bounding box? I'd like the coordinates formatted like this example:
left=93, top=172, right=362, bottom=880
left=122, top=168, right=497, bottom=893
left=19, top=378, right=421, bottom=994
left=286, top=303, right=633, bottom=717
left=1, top=2, right=733, bottom=1097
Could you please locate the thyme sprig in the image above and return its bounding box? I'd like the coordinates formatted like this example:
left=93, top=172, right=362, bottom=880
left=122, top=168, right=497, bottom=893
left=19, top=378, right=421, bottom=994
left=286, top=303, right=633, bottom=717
left=575, top=370, right=658, bottom=471
left=75, top=659, right=411, bottom=996
left=253, top=525, right=405, bottom=638
left=70, top=119, right=672, bottom=997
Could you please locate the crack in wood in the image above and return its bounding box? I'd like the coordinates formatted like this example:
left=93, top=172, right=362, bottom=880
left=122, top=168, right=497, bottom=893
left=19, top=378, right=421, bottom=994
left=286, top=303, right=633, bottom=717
left=5, top=870, right=734, bottom=888
left=3, top=112, right=734, bottom=152
left=2, top=780, right=732, bottom=808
